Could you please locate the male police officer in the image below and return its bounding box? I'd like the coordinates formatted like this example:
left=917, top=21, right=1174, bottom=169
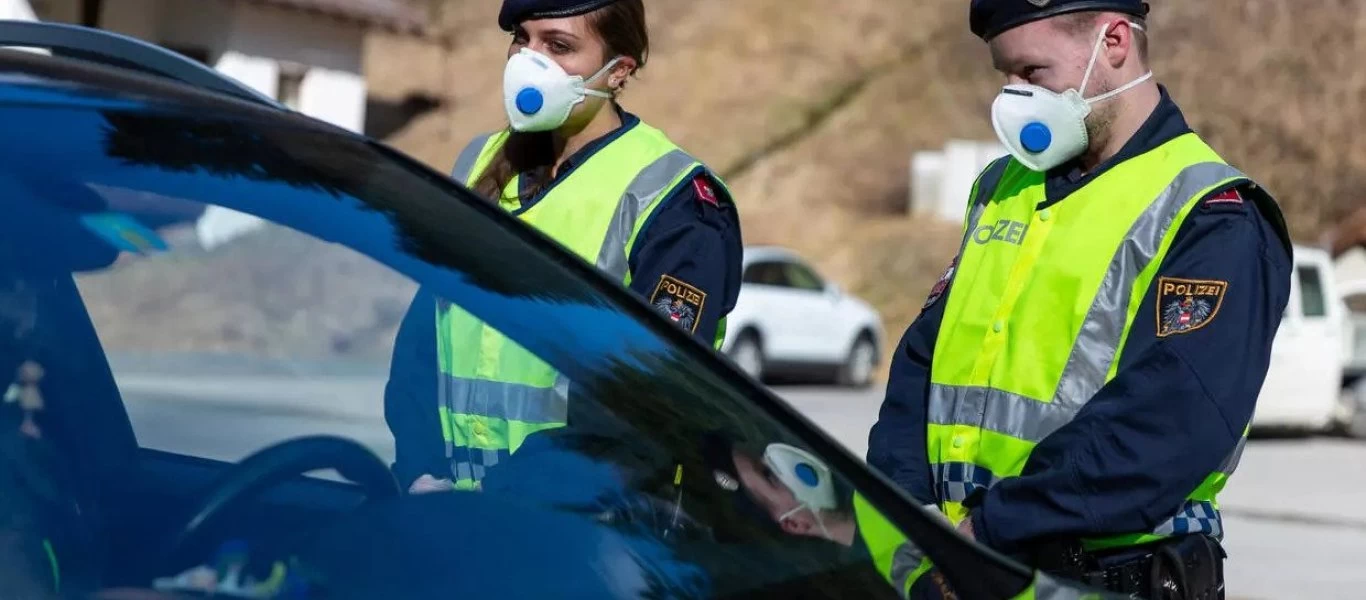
left=867, top=1, right=1293, bottom=597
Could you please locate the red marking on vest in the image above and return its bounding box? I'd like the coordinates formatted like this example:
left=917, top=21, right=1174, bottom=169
left=1205, top=189, right=1243, bottom=205
left=693, top=177, right=719, bottom=206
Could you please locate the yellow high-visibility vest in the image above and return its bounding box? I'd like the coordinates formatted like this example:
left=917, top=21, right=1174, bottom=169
left=436, top=122, right=731, bottom=489
left=929, top=132, right=1285, bottom=550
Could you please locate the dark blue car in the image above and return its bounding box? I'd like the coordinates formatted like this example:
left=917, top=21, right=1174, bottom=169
left=0, top=21, right=1115, bottom=600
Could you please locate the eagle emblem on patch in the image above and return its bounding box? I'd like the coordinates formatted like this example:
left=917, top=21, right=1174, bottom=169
left=1157, top=277, right=1228, bottom=337
left=651, top=275, right=706, bottom=334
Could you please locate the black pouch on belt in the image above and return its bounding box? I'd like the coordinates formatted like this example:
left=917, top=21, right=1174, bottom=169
left=1149, top=534, right=1226, bottom=600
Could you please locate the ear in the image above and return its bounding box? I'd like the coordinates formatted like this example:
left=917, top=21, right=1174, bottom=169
left=608, top=57, right=638, bottom=90
left=1104, top=20, right=1140, bottom=68
left=780, top=516, right=811, bottom=535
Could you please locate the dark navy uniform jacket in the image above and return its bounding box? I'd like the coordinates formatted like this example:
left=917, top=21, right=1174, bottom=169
left=385, top=107, right=743, bottom=489
left=866, top=86, right=1293, bottom=556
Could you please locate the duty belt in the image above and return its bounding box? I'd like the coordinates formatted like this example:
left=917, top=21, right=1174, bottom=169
left=1029, top=535, right=1226, bottom=599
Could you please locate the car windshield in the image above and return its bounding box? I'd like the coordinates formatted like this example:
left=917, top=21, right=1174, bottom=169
left=0, top=71, right=968, bottom=599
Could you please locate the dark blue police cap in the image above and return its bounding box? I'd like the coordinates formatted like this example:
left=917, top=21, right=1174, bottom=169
left=499, top=0, right=620, bottom=31
left=970, top=0, right=1150, bottom=41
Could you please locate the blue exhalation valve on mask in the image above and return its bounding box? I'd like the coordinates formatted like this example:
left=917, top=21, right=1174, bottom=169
left=1019, top=122, right=1052, bottom=154
left=794, top=463, right=820, bottom=487
left=515, top=87, right=544, bottom=115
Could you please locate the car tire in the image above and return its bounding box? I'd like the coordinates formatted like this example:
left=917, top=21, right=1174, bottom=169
left=729, top=333, right=766, bottom=382
left=837, top=335, right=877, bottom=388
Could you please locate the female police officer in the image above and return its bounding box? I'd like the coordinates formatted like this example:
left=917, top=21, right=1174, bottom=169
left=385, top=0, right=743, bottom=494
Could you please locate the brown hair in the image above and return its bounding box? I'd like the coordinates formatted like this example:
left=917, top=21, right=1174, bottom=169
left=472, top=0, right=650, bottom=203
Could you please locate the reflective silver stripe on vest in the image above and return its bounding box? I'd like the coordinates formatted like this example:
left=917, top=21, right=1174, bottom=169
left=594, top=149, right=700, bottom=280
left=1220, top=434, right=1247, bottom=473
left=441, top=374, right=569, bottom=423
left=452, top=448, right=507, bottom=483
left=889, top=542, right=926, bottom=598
left=451, top=133, right=494, bottom=184
left=1053, top=161, right=1246, bottom=410
left=927, top=385, right=1080, bottom=445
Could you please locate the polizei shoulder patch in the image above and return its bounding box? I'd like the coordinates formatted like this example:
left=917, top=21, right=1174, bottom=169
left=651, top=275, right=706, bottom=334
left=1156, top=277, right=1228, bottom=337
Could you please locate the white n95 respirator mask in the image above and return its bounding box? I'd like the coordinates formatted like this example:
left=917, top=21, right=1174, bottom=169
left=503, top=48, right=621, bottom=133
left=763, top=443, right=837, bottom=539
left=990, top=21, right=1151, bottom=172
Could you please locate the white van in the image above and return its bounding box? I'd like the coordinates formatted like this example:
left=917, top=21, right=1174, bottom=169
left=1251, top=245, right=1351, bottom=434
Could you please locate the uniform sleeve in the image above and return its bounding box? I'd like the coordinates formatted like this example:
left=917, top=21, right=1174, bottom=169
left=971, top=184, right=1293, bottom=554
left=384, top=287, right=446, bottom=490
left=866, top=259, right=956, bottom=506
left=627, top=172, right=743, bottom=346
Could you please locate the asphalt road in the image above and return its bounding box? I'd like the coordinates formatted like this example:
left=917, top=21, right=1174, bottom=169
left=117, top=376, right=1366, bottom=599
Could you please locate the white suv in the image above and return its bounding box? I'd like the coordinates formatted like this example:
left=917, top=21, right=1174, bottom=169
left=720, top=246, right=885, bottom=387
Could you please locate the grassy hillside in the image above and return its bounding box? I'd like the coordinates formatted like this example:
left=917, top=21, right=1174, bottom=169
left=367, top=1, right=1364, bottom=366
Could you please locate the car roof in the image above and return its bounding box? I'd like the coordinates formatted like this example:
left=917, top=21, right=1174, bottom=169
left=0, top=48, right=311, bottom=122
left=0, top=20, right=284, bottom=108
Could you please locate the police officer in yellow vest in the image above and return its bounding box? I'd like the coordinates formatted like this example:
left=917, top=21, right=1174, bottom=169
left=384, top=0, right=742, bottom=494
left=699, top=432, right=962, bottom=598
left=867, top=1, right=1293, bottom=597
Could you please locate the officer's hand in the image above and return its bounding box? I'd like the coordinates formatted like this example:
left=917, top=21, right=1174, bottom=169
left=408, top=474, right=454, bottom=494
left=954, top=517, right=976, bottom=541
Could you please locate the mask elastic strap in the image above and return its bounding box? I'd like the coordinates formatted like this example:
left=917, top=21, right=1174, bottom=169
left=1079, top=20, right=1146, bottom=102
left=1087, top=70, right=1153, bottom=104
left=580, top=56, right=624, bottom=99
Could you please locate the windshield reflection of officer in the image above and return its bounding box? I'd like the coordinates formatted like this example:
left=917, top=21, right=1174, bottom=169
left=701, top=435, right=958, bottom=600
left=384, top=0, right=743, bottom=496
left=705, top=437, right=855, bottom=546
